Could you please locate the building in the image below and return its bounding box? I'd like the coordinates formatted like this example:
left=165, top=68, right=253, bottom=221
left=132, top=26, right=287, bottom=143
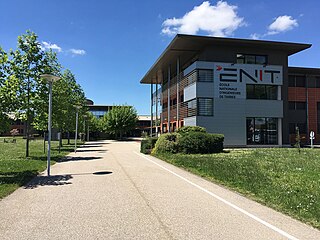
left=86, top=100, right=152, bottom=137
left=140, top=34, right=320, bottom=146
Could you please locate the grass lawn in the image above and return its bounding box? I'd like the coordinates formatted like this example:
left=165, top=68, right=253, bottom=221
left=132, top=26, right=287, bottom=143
left=154, top=148, right=320, bottom=229
left=0, top=137, right=81, bottom=199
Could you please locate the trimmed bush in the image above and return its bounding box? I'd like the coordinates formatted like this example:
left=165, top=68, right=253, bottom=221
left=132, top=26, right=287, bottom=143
left=140, top=137, right=158, bottom=154
left=178, top=132, right=224, bottom=154
left=176, top=126, right=206, bottom=134
left=152, top=133, right=179, bottom=154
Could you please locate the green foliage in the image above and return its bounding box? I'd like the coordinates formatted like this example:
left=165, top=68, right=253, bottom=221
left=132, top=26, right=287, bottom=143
left=155, top=148, right=320, bottom=229
left=176, top=126, right=206, bottom=134
left=140, top=137, right=158, bottom=154
left=102, top=106, right=137, bottom=139
left=0, top=30, right=87, bottom=156
left=0, top=113, right=10, bottom=134
left=178, top=132, right=224, bottom=154
left=153, top=133, right=179, bottom=154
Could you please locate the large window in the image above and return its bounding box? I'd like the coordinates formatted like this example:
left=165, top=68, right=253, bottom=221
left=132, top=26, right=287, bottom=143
left=246, top=84, right=277, bottom=100
left=237, top=54, right=267, bottom=65
left=197, top=98, right=213, bottom=116
left=289, top=123, right=307, bottom=134
left=288, top=101, right=306, bottom=110
left=247, top=117, right=278, bottom=145
left=288, top=75, right=306, bottom=87
left=198, top=69, right=213, bottom=82
left=185, top=98, right=213, bottom=117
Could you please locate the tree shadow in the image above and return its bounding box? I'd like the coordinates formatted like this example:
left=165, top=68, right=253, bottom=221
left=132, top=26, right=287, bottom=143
left=24, top=174, right=73, bottom=189
left=75, top=149, right=107, bottom=153
left=0, top=170, right=38, bottom=186
left=58, top=156, right=102, bottom=162
left=79, top=144, right=103, bottom=148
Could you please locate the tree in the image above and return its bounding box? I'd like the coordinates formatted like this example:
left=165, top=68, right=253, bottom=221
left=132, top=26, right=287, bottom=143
left=6, top=30, right=46, bottom=157
left=102, top=106, right=137, bottom=139
left=0, top=113, right=10, bottom=134
left=51, top=69, right=86, bottom=144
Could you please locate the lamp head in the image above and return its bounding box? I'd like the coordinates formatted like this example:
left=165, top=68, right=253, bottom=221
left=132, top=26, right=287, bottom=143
left=40, top=74, right=61, bottom=83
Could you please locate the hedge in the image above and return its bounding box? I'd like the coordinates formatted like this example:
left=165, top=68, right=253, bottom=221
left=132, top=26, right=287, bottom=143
left=140, top=137, right=158, bottom=154
left=178, top=132, right=224, bottom=154
left=176, top=126, right=206, bottom=134
left=152, top=133, right=179, bottom=154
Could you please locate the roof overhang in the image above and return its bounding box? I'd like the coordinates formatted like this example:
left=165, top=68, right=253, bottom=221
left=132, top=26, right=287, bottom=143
left=140, top=34, right=311, bottom=84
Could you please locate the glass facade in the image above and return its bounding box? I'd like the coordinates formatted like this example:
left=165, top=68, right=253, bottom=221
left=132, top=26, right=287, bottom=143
left=90, top=110, right=107, bottom=118
left=197, top=98, right=213, bottom=116
left=246, top=84, right=277, bottom=100
left=236, top=54, right=267, bottom=65
left=247, top=117, right=278, bottom=144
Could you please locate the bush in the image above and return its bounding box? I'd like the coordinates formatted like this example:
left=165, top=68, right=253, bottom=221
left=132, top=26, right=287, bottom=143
left=140, top=137, right=158, bottom=154
left=152, top=133, right=179, bottom=154
left=178, top=132, right=224, bottom=154
left=176, top=126, right=206, bottom=134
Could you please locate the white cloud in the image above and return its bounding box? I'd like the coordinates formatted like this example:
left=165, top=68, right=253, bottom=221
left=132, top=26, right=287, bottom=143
left=161, top=1, right=244, bottom=37
left=69, top=49, right=86, bottom=55
left=250, top=33, right=261, bottom=40
left=267, top=15, right=298, bottom=35
left=41, top=41, right=62, bottom=52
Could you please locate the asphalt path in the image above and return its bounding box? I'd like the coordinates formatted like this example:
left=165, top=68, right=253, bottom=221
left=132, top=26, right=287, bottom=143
left=0, top=140, right=320, bottom=239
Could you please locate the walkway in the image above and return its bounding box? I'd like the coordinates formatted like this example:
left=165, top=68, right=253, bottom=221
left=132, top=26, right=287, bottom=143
left=0, top=140, right=319, bottom=239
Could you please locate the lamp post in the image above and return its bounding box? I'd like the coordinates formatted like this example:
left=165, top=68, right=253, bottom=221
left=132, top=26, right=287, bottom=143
left=40, top=74, right=61, bottom=176
left=83, top=115, right=87, bottom=142
left=74, top=105, right=82, bottom=153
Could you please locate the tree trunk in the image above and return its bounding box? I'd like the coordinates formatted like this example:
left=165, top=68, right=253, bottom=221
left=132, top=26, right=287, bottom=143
left=67, top=131, right=70, bottom=145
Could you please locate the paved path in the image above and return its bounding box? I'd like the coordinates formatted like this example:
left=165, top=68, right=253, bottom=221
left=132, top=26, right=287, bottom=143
left=1, top=140, right=320, bottom=239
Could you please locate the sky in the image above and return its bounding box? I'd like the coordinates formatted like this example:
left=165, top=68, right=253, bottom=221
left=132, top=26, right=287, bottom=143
left=0, top=0, right=319, bottom=115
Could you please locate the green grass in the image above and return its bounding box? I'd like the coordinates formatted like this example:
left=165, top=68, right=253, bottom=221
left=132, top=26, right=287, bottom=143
left=0, top=137, right=81, bottom=199
left=154, top=148, right=320, bottom=229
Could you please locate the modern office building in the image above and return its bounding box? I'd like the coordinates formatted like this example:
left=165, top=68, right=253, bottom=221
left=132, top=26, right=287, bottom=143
left=140, top=34, right=320, bottom=146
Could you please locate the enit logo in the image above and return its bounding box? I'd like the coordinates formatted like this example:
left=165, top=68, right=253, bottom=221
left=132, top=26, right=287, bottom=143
left=216, top=65, right=280, bottom=83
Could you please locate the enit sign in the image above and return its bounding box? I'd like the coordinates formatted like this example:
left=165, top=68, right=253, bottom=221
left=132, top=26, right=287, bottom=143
left=214, top=63, right=282, bottom=99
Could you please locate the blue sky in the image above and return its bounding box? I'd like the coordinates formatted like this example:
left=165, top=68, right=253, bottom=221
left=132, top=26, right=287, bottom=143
left=0, top=0, right=319, bottom=114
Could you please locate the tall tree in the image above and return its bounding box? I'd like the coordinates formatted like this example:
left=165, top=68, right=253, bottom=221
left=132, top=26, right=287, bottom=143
left=52, top=69, right=86, bottom=144
left=102, top=106, right=137, bottom=139
left=7, top=30, right=46, bottom=157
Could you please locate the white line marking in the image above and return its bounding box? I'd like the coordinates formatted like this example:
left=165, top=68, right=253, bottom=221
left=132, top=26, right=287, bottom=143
left=134, top=151, right=299, bottom=240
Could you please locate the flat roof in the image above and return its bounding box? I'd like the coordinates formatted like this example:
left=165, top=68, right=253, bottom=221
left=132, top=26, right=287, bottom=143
left=140, top=34, right=311, bottom=84
left=289, top=66, right=320, bottom=75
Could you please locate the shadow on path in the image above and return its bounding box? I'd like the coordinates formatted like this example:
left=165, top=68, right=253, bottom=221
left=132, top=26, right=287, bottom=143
left=79, top=145, right=104, bottom=148
left=25, top=174, right=73, bottom=189
left=58, top=156, right=102, bottom=162
left=75, top=149, right=107, bottom=153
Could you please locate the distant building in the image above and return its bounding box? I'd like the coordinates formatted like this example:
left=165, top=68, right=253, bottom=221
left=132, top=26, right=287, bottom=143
left=86, top=99, right=151, bottom=137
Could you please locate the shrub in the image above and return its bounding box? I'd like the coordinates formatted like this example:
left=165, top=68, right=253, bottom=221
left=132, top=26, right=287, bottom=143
left=178, top=132, right=224, bottom=154
left=140, top=137, right=158, bottom=154
left=176, top=126, right=206, bottom=134
left=153, top=133, right=179, bottom=154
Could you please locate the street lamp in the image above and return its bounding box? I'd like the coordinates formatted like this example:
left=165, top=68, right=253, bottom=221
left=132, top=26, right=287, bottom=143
left=40, top=74, right=61, bottom=176
left=74, top=105, right=82, bottom=153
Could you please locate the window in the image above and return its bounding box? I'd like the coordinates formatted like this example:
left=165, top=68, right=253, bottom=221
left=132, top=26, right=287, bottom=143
left=197, top=98, right=213, bottom=116
left=288, top=101, right=306, bottom=110
left=316, top=77, right=320, bottom=88
left=288, top=75, right=306, bottom=87
left=185, top=98, right=213, bottom=117
left=247, top=117, right=278, bottom=144
left=289, top=123, right=307, bottom=134
left=296, top=76, right=306, bottom=87
left=236, top=54, right=267, bottom=65
left=187, top=99, right=197, bottom=117
left=246, top=84, right=278, bottom=100
left=198, top=69, right=213, bottom=82
left=288, top=75, right=295, bottom=87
